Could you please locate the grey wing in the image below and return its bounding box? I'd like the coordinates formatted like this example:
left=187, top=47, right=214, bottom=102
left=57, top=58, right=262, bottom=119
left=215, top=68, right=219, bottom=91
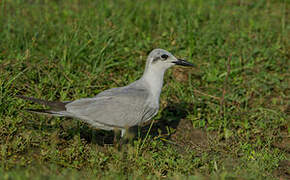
left=65, top=88, right=150, bottom=128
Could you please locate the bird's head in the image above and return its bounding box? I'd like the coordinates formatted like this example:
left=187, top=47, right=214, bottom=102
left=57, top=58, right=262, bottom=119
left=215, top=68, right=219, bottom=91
left=146, top=49, right=194, bottom=72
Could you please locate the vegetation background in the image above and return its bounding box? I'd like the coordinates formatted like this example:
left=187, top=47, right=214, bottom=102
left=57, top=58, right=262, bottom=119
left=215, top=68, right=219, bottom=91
left=0, top=0, right=289, bottom=179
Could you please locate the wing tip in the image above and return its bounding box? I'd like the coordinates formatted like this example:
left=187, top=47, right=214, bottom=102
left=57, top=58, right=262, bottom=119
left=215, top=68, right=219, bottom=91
left=24, top=108, right=65, bottom=117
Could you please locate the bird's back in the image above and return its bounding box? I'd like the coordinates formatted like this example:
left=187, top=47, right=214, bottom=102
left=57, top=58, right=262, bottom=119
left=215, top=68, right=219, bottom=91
left=65, top=80, right=159, bottom=129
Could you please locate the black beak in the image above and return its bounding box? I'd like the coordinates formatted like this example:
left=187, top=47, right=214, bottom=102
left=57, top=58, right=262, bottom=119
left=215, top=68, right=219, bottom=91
left=173, top=59, right=195, bottom=67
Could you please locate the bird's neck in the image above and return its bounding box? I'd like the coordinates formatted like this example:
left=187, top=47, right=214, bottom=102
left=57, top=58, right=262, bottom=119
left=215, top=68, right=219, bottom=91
left=141, top=66, right=166, bottom=100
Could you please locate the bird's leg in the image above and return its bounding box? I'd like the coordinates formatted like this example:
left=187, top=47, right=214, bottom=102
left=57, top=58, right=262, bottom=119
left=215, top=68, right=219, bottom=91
left=123, top=127, right=136, bottom=145
left=118, top=129, right=128, bottom=148
left=113, top=129, right=127, bottom=149
left=113, top=132, right=117, bottom=145
left=113, top=129, right=121, bottom=146
left=121, top=129, right=126, bottom=138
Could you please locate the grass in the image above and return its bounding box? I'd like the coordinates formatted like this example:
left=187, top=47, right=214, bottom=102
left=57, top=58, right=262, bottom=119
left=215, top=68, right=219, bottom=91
left=0, top=0, right=289, bottom=179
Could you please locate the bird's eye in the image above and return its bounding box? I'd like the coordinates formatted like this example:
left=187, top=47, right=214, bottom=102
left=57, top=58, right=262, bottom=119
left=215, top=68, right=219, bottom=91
left=161, top=54, right=169, bottom=60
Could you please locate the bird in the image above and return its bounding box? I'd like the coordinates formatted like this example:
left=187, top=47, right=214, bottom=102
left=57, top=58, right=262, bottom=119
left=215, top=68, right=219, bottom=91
left=17, top=49, right=194, bottom=138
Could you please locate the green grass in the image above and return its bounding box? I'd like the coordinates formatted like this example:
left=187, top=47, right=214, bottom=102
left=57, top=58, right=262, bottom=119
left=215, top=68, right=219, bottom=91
left=0, top=0, right=289, bottom=179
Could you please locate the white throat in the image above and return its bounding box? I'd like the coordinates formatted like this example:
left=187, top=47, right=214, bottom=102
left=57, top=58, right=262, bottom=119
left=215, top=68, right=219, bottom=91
left=141, top=64, right=166, bottom=101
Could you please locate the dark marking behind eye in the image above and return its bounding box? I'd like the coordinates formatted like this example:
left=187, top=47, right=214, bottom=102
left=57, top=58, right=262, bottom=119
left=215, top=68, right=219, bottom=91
left=161, top=54, right=169, bottom=59
left=152, top=57, right=160, bottom=62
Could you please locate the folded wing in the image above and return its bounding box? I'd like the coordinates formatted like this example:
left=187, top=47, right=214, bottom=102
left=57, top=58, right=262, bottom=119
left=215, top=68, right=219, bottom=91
left=65, top=87, right=157, bottom=128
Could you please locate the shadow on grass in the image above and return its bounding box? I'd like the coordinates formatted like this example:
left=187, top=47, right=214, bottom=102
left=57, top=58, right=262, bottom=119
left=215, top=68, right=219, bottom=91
left=25, top=102, right=190, bottom=146
left=137, top=102, right=189, bottom=139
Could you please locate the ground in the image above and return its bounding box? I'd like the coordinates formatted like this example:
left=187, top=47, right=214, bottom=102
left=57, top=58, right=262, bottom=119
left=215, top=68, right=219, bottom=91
left=0, top=0, right=289, bottom=179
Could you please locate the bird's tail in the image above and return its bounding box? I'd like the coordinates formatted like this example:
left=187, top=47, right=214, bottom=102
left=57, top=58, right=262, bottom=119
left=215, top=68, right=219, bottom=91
left=16, top=95, right=70, bottom=116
